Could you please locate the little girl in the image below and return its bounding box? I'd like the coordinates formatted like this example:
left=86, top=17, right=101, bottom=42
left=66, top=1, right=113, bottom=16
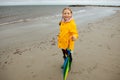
left=58, top=7, right=79, bottom=69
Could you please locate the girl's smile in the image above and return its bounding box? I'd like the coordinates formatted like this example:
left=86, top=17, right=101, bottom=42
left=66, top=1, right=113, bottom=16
left=62, top=9, right=72, bottom=21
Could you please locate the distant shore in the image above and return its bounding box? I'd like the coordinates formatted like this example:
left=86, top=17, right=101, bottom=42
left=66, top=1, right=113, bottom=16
left=69, top=5, right=120, bottom=7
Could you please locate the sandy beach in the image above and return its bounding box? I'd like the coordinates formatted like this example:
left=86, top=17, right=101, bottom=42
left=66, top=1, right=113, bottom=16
left=0, top=7, right=120, bottom=80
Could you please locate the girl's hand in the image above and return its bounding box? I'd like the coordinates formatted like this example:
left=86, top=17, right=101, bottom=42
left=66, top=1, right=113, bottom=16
left=71, top=35, right=76, bottom=41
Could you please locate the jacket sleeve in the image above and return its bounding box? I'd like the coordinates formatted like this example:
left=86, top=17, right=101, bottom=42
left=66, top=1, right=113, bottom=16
left=69, top=22, right=79, bottom=39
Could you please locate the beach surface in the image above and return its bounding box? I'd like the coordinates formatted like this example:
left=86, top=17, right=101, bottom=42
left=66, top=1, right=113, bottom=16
left=0, top=7, right=120, bottom=80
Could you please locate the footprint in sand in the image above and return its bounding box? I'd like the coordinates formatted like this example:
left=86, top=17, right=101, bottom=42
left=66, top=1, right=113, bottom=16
left=71, top=71, right=81, bottom=74
left=98, top=44, right=103, bottom=47
left=32, top=74, right=38, bottom=78
left=87, top=63, right=98, bottom=73
left=13, top=48, right=31, bottom=55
left=50, top=37, right=56, bottom=46
left=48, top=77, right=53, bottom=80
left=30, top=72, right=38, bottom=78
left=26, top=65, right=32, bottom=68
left=111, top=33, right=120, bottom=38
left=32, top=74, right=37, bottom=78
left=71, top=68, right=85, bottom=75
left=13, top=49, right=22, bottom=55
left=51, top=53, right=57, bottom=56
left=4, top=61, right=7, bottom=64
left=106, top=45, right=111, bottom=50
left=111, top=34, right=115, bottom=38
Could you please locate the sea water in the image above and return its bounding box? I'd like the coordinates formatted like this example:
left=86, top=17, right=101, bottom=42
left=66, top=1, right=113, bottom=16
left=0, top=5, right=119, bottom=27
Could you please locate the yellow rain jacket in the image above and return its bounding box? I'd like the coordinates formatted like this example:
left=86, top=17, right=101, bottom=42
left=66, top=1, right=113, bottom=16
left=58, top=19, right=78, bottom=50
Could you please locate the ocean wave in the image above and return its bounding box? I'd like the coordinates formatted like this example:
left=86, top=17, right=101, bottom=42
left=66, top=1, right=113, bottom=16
left=0, top=18, right=34, bottom=26
left=74, top=9, right=86, bottom=14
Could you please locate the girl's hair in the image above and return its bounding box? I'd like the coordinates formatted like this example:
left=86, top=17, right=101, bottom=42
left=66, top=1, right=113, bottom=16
left=59, top=7, right=72, bottom=25
left=62, top=7, right=72, bottom=14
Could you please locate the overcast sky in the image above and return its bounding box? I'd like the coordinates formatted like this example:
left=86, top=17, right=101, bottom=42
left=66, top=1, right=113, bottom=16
left=0, top=0, right=120, bottom=5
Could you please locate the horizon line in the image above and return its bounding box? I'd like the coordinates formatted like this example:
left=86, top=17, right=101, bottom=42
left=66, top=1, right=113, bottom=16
left=0, top=1, right=120, bottom=6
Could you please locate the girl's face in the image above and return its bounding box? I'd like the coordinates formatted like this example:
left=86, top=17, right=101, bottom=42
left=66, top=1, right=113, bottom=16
left=62, top=9, right=72, bottom=20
